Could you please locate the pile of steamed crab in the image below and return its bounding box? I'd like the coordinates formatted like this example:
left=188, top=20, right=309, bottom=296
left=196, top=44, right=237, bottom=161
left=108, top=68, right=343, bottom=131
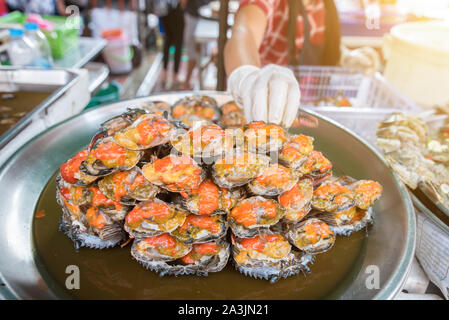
left=56, top=95, right=382, bottom=283
left=376, top=112, right=449, bottom=209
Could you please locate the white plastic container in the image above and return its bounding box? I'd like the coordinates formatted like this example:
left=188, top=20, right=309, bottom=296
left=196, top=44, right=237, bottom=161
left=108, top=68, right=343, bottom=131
left=383, top=22, right=449, bottom=109
left=24, top=22, right=53, bottom=68
left=101, top=29, right=133, bottom=75
left=7, top=29, right=40, bottom=67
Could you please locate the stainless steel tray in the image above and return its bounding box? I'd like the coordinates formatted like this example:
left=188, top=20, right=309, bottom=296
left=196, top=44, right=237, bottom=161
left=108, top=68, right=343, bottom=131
left=0, top=91, right=415, bottom=300
left=0, top=67, right=80, bottom=150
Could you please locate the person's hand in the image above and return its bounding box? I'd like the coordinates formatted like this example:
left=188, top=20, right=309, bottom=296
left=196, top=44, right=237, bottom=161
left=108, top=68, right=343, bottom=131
left=227, top=64, right=301, bottom=127
left=340, top=45, right=381, bottom=76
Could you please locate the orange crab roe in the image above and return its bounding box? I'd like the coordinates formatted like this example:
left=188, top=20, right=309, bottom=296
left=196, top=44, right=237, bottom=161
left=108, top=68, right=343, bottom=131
left=181, top=243, right=219, bottom=265
left=231, top=199, right=278, bottom=228
left=193, top=179, right=220, bottom=215
left=60, top=150, right=88, bottom=184
left=136, top=116, right=171, bottom=146
left=240, top=234, right=283, bottom=252
left=303, top=220, right=332, bottom=244
left=255, top=164, right=291, bottom=186
left=126, top=201, right=170, bottom=225
left=93, top=141, right=128, bottom=166
left=178, top=215, right=220, bottom=234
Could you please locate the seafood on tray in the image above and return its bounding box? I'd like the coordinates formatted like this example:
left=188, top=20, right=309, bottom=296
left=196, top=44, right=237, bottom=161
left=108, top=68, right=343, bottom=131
left=124, top=199, right=188, bottom=238
left=376, top=112, right=449, bottom=209
left=285, top=218, right=335, bottom=254
left=142, top=155, right=205, bottom=194
left=244, top=121, right=287, bottom=153
left=170, top=121, right=233, bottom=159
left=98, top=167, right=160, bottom=205
left=172, top=95, right=220, bottom=127
left=171, top=214, right=228, bottom=244
left=212, top=151, right=270, bottom=188
left=55, top=94, right=382, bottom=282
left=228, top=196, right=285, bottom=238
left=131, top=235, right=229, bottom=276
left=59, top=150, right=98, bottom=186
left=278, top=178, right=313, bottom=223
left=231, top=232, right=314, bottom=283
left=179, top=179, right=244, bottom=215
left=219, top=101, right=246, bottom=129
left=81, top=137, right=143, bottom=176
left=248, top=164, right=299, bottom=196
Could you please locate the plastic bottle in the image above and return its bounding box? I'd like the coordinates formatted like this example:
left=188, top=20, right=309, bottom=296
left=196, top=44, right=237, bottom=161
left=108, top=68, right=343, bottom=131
left=24, top=22, right=53, bottom=68
left=7, top=29, right=39, bottom=67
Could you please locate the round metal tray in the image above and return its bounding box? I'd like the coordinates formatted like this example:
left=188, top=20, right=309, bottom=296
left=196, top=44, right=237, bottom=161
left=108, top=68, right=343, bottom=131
left=0, top=91, right=415, bottom=299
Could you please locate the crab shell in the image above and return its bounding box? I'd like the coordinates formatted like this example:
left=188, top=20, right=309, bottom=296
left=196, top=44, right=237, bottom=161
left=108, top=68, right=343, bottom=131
left=99, top=108, right=148, bottom=137
left=248, top=164, right=299, bottom=196
left=285, top=218, right=335, bottom=254
left=141, top=155, right=206, bottom=194
left=228, top=196, right=285, bottom=238
left=278, top=134, right=315, bottom=170
left=113, top=113, right=175, bottom=151
left=350, top=179, right=383, bottom=210
left=171, top=95, right=220, bottom=124
left=170, top=121, right=233, bottom=160
left=278, top=178, right=313, bottom=223
left=231, top=232, right=314, bottom=283
left=219, top=101, right=246, bottom=129
left=171, top=214, right=228, bottom=244
left=317, top=207, right=374, bottom=236
left=131, top=237, right=230, bottom=276
left=56, top=174, right=92, bottom=206
left=59, top=150, right=98, bottom=186
left=212, top=152, right=271, bottom=189
left=311, top=179, right=356, bottom=213
left=124, top=199, right=188, bottom=238
left=141, top=100, right=171, bottom=118
left=81, top=136, right=143, bottom=177
left=297, top=150, right=333, bottom=180
left=57, top=192, right=126, bottom=249
left=180, top=181, right=245, bottom=215
left=243, top=121, right=287, bottom=154
left=97, top=167, right=160, bottom=206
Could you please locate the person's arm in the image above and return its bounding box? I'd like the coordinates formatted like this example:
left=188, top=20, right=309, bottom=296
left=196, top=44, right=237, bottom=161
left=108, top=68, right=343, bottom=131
left=224, top=4, right=267, bottom=76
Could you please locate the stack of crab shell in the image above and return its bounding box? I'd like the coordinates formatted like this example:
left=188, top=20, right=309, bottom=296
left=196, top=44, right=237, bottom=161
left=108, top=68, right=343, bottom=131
left=56, top=95, right=383, bottom=283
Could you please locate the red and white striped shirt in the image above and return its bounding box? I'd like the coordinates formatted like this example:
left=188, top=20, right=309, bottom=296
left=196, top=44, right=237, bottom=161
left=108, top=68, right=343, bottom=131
left=239, top=0, right=326, bottom=66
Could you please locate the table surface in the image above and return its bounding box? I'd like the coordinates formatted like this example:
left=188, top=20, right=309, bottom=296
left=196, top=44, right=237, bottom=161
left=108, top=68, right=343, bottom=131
left=53, top=37, right=107, bottom=69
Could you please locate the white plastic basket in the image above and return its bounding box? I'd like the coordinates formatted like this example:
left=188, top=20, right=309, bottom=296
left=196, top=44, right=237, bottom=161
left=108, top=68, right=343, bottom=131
left=290, top=66, right=423, bottom=147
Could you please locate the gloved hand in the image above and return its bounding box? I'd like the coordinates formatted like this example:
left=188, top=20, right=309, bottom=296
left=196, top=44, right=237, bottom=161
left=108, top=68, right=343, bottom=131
left=227, top=64, right=301, bottom=128
left=340, top=45, right=381, bottom=76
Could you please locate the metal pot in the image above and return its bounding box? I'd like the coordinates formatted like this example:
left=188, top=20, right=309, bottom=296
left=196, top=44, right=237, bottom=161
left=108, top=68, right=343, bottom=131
left=0, top=92, right=415, bottom=299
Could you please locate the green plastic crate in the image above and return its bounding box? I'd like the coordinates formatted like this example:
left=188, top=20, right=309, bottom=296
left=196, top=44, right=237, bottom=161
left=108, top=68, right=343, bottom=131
left=0, top=11, right=80, bottom=59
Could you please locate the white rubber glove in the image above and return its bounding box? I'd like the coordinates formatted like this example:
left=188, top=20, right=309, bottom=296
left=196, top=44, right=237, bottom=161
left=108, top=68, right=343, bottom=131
left=340, top=45, right=381, bottom=76
left=227, top=64, right=301, bottom=127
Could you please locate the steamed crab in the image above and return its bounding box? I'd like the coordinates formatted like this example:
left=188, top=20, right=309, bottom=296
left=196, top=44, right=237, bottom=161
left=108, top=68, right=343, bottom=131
left=231, top=232, right=314, bottom=283
left=285, top=218, right=335, bottom=254
left=278, top=178, right=313, bottom=223
left=243, top=121, right=287, bottom=153
left=81, top=137, right=143, bottom=176
left=124, top=199, right=188, bottom=238
left=98, top=167, right=160, bottom=205
left=212, top=151, right=270, bottom=188
left=279, top=134, right=314, bottom=170
left=219, top=101, right=246, bottom=129
left=248, top=164, right=299, bottom=196
left=228, top=196, right=285, bottom=238
left=131, top=234, right=229, bottom=276
left=171, top=214, right=228, bottom=244
left=59, top=150, right=98, bottom=186
left=142, top=155, right=205, bottom=194
left=180, top=179, right=244, bottom=215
